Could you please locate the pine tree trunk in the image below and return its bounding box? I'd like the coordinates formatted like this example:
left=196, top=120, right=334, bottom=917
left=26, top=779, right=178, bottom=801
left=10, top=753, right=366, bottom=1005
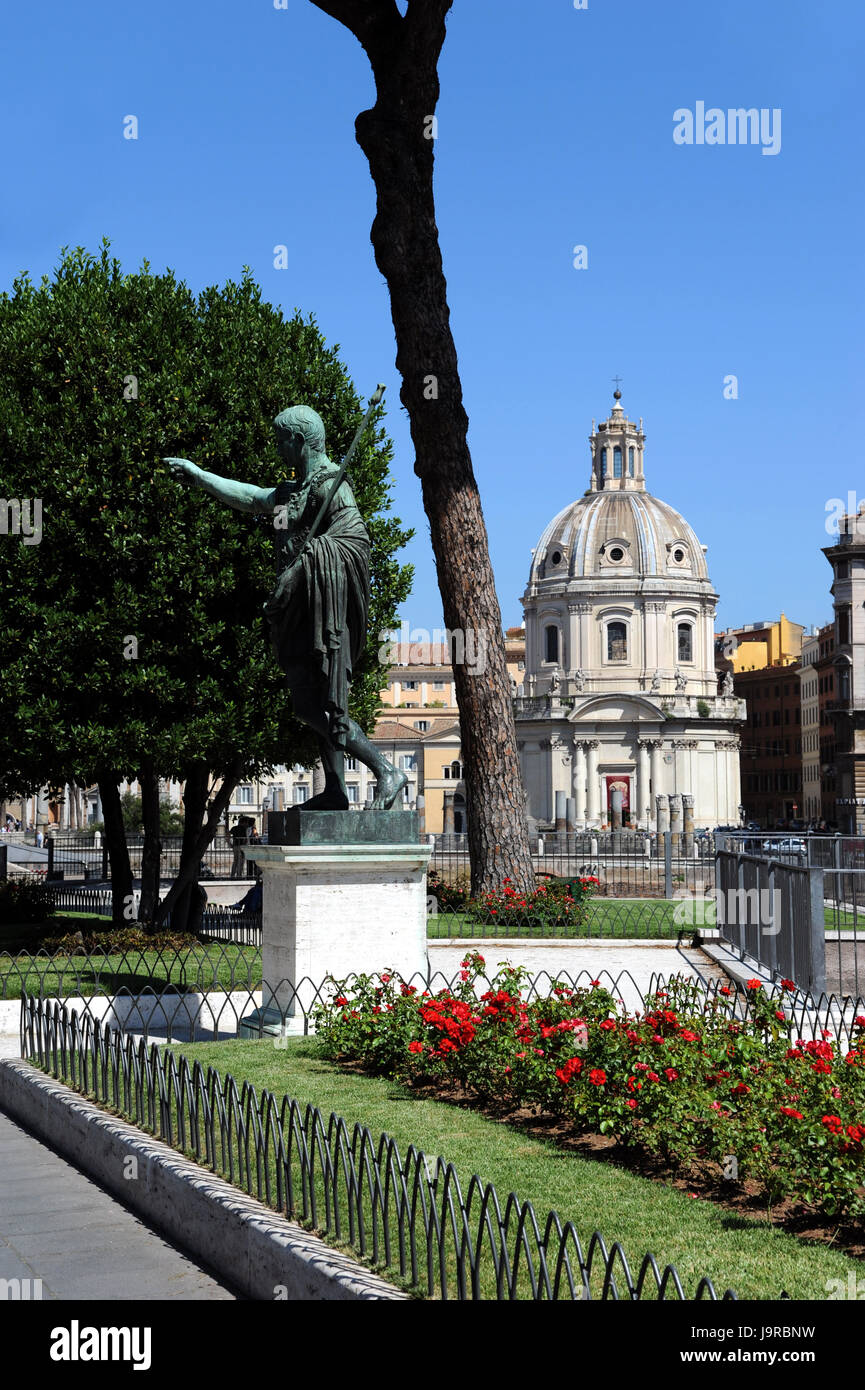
left=310, top=0, right=534, bottom=894
left=98, top=778, right=133, bottom=926
left=152, top=758, right=243, bottom=929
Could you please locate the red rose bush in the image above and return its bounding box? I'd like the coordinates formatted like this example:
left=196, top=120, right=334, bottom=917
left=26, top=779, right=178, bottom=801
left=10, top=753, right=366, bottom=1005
left=314, top=962, right=865, bottom=1217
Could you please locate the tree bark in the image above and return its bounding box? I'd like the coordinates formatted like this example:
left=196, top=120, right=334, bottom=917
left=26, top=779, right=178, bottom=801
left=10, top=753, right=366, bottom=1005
left=310, top=0, right=534, bottom=893
left=98, top=778, right=134, bottom=926
left=152, top=757, right=244, bottom=929
left=138, top=765, right=162, bottom=926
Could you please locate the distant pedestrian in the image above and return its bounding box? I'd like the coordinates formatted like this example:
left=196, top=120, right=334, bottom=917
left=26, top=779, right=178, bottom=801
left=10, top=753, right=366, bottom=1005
left=230, top=817, right=252, bottom=878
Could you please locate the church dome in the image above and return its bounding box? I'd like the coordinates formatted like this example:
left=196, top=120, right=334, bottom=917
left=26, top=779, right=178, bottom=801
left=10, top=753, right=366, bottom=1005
left=529, top=390, right=709, bottom=586
left=531, top=490, right=708, bottom=583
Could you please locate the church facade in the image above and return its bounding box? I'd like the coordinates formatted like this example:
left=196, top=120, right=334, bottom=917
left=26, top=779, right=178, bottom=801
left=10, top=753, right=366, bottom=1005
left=516, top=391, right=744, bottom=831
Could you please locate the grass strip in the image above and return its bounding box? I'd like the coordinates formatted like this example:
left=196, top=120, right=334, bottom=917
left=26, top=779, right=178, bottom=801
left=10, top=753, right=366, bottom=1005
left=162, top=1036, right=862, bottom=1301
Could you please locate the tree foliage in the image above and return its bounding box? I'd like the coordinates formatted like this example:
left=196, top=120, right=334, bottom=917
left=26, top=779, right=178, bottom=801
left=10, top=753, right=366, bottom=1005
left=0, top=242, right=412, bottom=919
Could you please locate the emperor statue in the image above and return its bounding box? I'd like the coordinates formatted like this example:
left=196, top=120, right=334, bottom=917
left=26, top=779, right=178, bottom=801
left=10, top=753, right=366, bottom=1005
left=166, top=404, right=407, bottom=810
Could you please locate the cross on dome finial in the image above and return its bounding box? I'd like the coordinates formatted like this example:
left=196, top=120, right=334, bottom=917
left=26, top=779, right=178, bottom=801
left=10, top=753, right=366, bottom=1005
left=612, top=375, right=623, bottom=400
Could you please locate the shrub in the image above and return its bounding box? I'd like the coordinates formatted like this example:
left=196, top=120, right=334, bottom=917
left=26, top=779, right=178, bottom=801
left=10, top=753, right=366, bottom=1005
left=0, top=879, right=55, bottom=925
left=314, top=969, right=865, bottom=1218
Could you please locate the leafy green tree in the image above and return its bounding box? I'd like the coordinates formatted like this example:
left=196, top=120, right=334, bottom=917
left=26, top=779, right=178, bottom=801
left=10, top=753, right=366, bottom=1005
left=0, top=243, right=412, bottom=927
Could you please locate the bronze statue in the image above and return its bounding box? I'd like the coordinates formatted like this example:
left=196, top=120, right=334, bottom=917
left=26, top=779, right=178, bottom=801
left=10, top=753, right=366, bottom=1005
left=166, top=399, right=407, bottom=810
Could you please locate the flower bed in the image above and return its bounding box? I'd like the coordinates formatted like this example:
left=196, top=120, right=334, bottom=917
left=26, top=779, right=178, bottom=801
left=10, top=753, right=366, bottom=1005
left=315, top=957, right=865, bottom=1219
left=427, top=871, right=599, bottom=930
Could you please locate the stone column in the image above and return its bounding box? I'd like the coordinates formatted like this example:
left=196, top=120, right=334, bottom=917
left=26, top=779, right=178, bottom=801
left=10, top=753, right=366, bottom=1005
left=669, top=792, right=682, bottom=855
left=637, top=741, right=650, bottom=829
left=573, top=741, right=587, bottom=824
left=682, top=792, right=694, bottom=856
left=555, top=790, right=567, bottom=834
left=443, top=791, right=455, bottom=834
left=656, top=793, right=670, bottom=834
left=586, top=741, right=600, bottom=824
left=566, top=796, right=576, bottom=832
left=650, top=740, right=663, bottom=809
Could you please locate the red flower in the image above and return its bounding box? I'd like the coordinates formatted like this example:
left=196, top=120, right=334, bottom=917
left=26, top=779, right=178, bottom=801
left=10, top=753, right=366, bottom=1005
left=664, top=1068, right=679, bottom=1081
left=680, top=1030, right=699, bottom=1042
left=381, top=973, right=391, bottom=983
left=719, top=986, right=731, bottom=996
left=780, top=978, right=796, bottom=991
left=822, top=1114, right=843, bottom=1134
left=731, top=1082, right=750, bottom=1095
left=555, top=1057, right=583, bottom=1085
left=775, top=1010, right=786, bottom=1021
left=334, top=996, right=349, bottom=1007
left=599, top=1019, right=616, bottom=1032
left=847, top=1124, right=865, bottom=1144
left=408, top=1040, right=424, bottom=1054
left=590, top=980, right=601, bottom=988
left=779, top=1106, right=804, bottom=1119
left=588, top=1069, right=607, bottom=1086
left=625, top=1098, right=637, bottom=1109
left=746, top=978, right=762, bottom=990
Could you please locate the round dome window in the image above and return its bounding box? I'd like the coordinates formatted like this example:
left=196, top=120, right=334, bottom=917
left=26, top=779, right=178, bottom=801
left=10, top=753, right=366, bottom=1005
left=673, top=548, right=685, bottom=563
left=551, top=550, right=562, bottom=566
left=609, top=546, right=624, bottom=562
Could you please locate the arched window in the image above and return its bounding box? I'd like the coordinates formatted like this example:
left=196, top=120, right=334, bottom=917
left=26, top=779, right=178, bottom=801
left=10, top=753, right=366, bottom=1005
left=601, top=447, right=608, bottom=477
left=607, top=621, right=627, bottom=662
left=451, top=760, right=462, bottom=779
left=545, top=625, right=559, bottom=663
left=677, top=623, right=693, bottom=662
left=628, top=447, right=635, bottom=476
left=613, top=446, right=622, bottom=478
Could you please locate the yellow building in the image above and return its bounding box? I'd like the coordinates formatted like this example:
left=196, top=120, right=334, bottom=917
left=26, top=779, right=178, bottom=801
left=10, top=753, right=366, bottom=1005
left=717, top=613, right=805, bottom=673
left=373, top=629, right=526, bottom=834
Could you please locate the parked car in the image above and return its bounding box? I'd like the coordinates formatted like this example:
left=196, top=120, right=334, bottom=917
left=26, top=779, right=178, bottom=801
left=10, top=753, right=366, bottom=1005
left=761, top=837, right=806, bottom=858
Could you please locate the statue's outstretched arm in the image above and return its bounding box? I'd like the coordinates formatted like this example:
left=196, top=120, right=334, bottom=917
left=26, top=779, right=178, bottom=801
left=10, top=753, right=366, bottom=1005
left=165, top=457, right=276, bottom=514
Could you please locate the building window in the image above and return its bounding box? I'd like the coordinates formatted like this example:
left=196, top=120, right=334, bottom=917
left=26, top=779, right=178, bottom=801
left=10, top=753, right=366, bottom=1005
left=398, top=754, right=416, bottom=772
left=432, top=680, right=445, bottom=690
left=293, top=785, right=308, bottom=804
left=601, top=447, right=608, bottom=476
left=838, top=607, right=851, bottom=645
left=403, top=680, right=418, bottom=691
left=414, top=720, right=429, bottom=732
left=613, top=446, right=622, bottom=478
left=607, top=621, right=627, bottom=662
left=345, top=757, right=357, bottom=771
left=346, top=784, right=359, bottom=804
left=628, top=446, right=635, bottom=476
left=237, top=785, right=253, bottom=804
left=450, top=761, right=462, bottom=779
left=545, top=625, right=559, bottom=663
left=677, top=623, right=693, bottom=663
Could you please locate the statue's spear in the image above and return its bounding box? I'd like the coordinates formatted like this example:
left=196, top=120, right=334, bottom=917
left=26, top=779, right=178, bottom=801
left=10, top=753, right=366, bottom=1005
left=305, top=383, right=386, bottom=542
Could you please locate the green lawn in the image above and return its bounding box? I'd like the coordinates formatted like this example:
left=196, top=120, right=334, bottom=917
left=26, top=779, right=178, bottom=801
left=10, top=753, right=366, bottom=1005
left=0, top=929, right=260, bottom=999
left=155, top=1036, right=863, bottom=1301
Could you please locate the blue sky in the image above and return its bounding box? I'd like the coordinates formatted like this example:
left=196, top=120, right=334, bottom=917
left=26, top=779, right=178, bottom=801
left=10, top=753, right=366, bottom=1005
left=2, top=0, right=862, bottom=637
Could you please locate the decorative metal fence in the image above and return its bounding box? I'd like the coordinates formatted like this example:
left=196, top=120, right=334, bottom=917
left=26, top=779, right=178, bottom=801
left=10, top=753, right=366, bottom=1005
left=19, top=991, right=737, bottom=1302
left=46, top=835, right=255, bottom=882
left=6, top=951, right=865, bottom=1051
left=430, top=831, right=715, bottom=900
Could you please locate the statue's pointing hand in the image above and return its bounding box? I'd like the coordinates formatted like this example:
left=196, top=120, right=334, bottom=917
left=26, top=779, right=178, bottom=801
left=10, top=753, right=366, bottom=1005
left=164, top=457, right=199, bottom=483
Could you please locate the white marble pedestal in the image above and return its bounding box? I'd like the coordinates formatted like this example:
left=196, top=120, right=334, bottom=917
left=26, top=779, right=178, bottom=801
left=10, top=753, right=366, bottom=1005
left=238, top=842, right=432, bottom=1037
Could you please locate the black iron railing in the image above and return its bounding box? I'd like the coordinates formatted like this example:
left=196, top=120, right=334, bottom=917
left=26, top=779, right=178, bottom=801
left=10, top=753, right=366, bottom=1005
left=20, top=992, right=738, bottom=1302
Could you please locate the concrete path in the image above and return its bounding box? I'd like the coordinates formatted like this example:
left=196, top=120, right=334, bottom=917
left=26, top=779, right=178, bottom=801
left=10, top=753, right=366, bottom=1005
left=0, top=1110, right=238, bottom=1300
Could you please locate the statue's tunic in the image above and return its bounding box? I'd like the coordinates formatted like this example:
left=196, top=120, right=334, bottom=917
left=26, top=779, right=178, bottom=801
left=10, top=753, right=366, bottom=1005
left=266, top=465, right=369, bottom=748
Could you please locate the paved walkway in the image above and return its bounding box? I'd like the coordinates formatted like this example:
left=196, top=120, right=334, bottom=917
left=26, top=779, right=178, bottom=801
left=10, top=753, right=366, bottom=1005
left=0, top=1110, right=237, bottom=1300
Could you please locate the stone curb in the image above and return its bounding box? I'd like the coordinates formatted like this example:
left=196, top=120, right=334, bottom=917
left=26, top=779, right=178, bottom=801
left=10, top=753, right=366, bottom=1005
left=0, top=1059, right=407, bottom=1302
left=700, top=943, right=773, bottom=991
